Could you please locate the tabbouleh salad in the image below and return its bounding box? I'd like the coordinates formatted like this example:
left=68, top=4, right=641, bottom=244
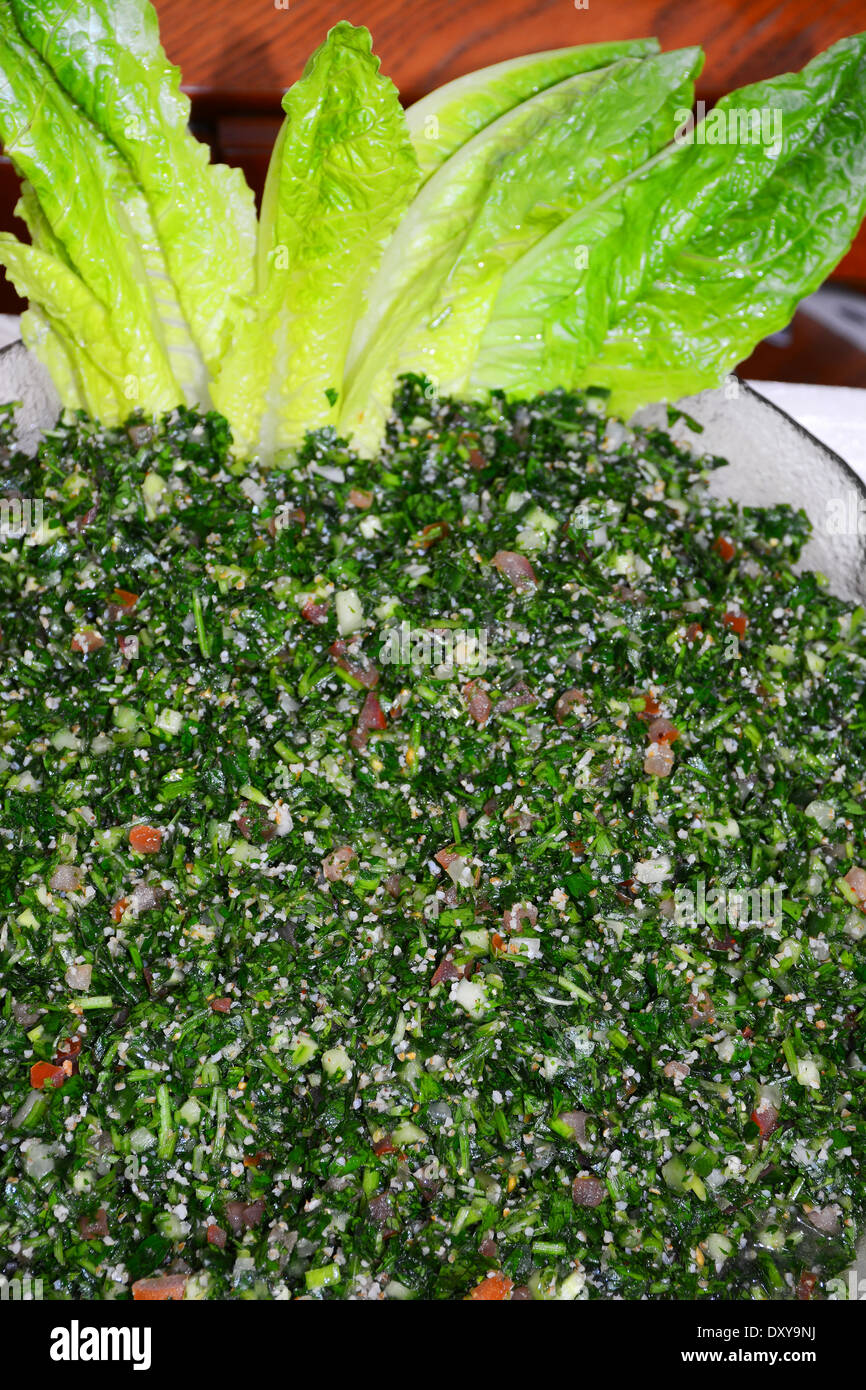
left=1, top=377, right=865, bottom=1301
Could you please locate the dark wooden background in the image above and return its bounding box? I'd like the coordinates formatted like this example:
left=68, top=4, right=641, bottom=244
left=2, top=0, right=865, bottom=382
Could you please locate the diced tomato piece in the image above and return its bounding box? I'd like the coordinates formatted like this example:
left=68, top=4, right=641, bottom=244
left=750, top=1103, right=779, bottom=1139
left=69, top=504, right=97, bottom=533
left=468, top=1271, right=513, bottom=1301
left=111, top=897, right=130, bottom=923
left=237, top=803, right=276, bottom=845
left=111, top=589, right=139, bottom=611
left=242, top=1150, right=270, bottom=1168
left=322, top=846, right=356, bottom=882
left=78, top=1208, right=109, bottom=1239
left=56, top=1036, right=82, bottom=1060
left=722, top=611, right=748, bottom=637
left=554, top=688, right=588, bottom=725
left=797, top=1271, right=818, bottom=1301
left=129, top=824, right=162, bottom=854
left=330, top=639, right=379, bottom=689
left=206, top=1223, right=227, bottom=1249
left=431, top=956, right=460, bottom=987
left=713, top=535, right=736, bottom=562
left=348, top=488, right=373, bottom=509
left=300, top=600, right=328, bottom=625
left=210, top=997, right=232, bottom=1014
left=648, top=717, right=680, bottom=744
left=268, top=506, right=306, bottom=537
left=30, top=1061, right=66, bottom=1090
left=351, top=692, right=387, bottom=749
left=420, top=520, right=450, bottom=548
left=637, top=693, right=661, bottom=719
left=463, top=680, right=492, bottom=725
left=70, top=628, right=105, bottom=653
left=491, top=549, right=537, bottom=593
left=132, top=1275, right=187, bottom=1301
left=373, top=1137, right=396, bottom=1157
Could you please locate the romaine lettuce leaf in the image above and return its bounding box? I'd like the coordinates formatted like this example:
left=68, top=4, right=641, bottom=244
left=19, top=305, right=84, bottom=412
left=405, top=38, right=660, bottom=182
left=340, top=48, right=702, bottom=452
left=0, top=12, right=863, bottom=458
left=0, top=235, right=131, bottom=418
left=471, top=33, right=866, bottom=413
left=0, top=7, right=182, bottom=414
left=212, top=22, right=420, bottom=458
left=8, top=0, right=256, bottom=378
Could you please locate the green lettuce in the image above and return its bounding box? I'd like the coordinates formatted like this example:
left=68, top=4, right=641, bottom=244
left=212, top=22, right=420, bottom=458
left=470, top=34, right=866, bottom=413
left=0, top=8, right=863, bottom=459
left=404, top=38, right=660, bottom=182
left=8, top=0, right=256, bottom=379
left=340, top=47, right=703, bottom=452
left=0, top=6, right=187, bottom=414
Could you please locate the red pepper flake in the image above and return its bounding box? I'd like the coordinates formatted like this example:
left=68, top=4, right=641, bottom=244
left=713, top=535, right=736, bottom=562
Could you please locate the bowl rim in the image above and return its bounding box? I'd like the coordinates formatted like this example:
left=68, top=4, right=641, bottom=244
left=736, top=377, right=866, bottom=505
left=2, top=335, right=865, bottom=506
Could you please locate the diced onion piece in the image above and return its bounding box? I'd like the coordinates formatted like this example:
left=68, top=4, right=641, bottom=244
left=336, top=588, right=364, bottom=635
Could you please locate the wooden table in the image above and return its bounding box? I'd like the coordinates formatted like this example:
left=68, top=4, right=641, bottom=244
left=161, top=0, right=864, bottom=109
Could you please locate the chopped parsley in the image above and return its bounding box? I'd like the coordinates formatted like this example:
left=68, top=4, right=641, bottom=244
left=1, top=379, right=865, bottom=1301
